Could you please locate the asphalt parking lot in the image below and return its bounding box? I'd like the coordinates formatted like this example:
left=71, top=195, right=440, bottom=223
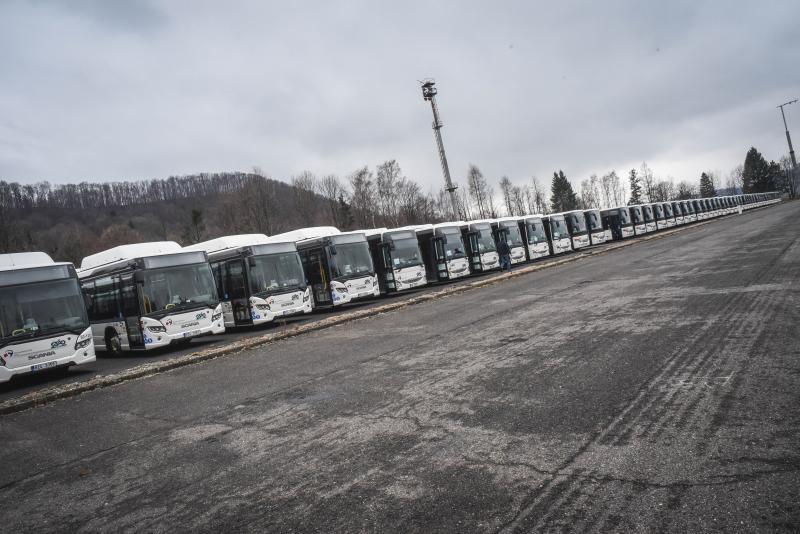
left=1, top=201, right=798, bottom=532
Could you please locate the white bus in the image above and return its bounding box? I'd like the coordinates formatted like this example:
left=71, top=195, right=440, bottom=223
left=79, top=242, right=225, bottom=353
left=184, top=234, right=312, bottom=328
left=601, top=207, right=635, bottom=241
left=364, top=228, right=428, bottom=293
left=410, top=223, right=471, bottom=283
left=0, top=253, right=95, bottom=382
left=464, top=220, right=500, bottom=272
left=560, top=211, right=590, bottom=250
left=583, top=209, right=606, bottom=245
left=429, top=223, right=471, bottom=280
left=492, top=218, right=528, bottom=264
left=521, top=215, right=551, bottom=259
left=652, top=203, right=669, bottom=230
left=271, top=227, right=379, bottom=307
left=542, top=214, right=573, bottom=255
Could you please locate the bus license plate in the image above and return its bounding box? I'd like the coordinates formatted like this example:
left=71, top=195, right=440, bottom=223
left=183, top=329, right=201, bottom=338
left=31, top=361, right=58, bottom=372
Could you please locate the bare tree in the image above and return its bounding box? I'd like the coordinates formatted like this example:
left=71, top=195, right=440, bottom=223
left=318, top=174, right=348, bottom=227
left=291, top=171, right=318, bottom=226
left=600, top=171, right=616, bottom=208
left=726, top=164, right=744, bottom=194
left=640, top=162, right=656, bottom=202
left=675, top=181, right=697, bottom=200
left=779, top=156, right=799, bottom=198
left=348, top=166, right=376, bottom=229
left=579, top=178, right=600, bottom=209
left=511, top=186, right=526, bottom=216
left=499, top=176, right=514, bottom=216
left=530, top=176, right=548, bottom=214
left=466, top=164, right=490, bottom=218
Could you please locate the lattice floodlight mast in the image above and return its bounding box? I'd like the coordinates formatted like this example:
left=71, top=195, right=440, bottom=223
left=421, top=79, right=461, bottom=219
left=777, top=99, right=798, bottom=168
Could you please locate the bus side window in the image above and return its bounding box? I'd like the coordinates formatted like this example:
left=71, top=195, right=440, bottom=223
left=88, top=276, right=119, bottom=321
left=211, top=261, right=225, bottom=299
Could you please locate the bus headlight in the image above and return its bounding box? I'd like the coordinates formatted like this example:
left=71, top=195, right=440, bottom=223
left=303, top=291, right=310, bottom=302
left=148, top=325, right=166, bottom=333
left=212, top=312, right=222, bottom=321
left=255, top=304, right=271, bottom=311
left=75, top=337, right=93, bottom=350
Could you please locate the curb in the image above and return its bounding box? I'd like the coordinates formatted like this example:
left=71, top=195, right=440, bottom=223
left=0, top=210, right=753, bottom=415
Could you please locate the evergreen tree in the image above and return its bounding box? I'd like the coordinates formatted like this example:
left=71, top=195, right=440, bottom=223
left=742, top=147, right=769, bottom=193
left=699, top=172, right=716, bottom=197
left=550, top=170, right=578, bottom=212
left=628, top=169, right=642, bottom=205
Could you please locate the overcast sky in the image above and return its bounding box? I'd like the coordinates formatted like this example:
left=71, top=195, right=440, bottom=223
left=1, top=0, right=798, bottom=191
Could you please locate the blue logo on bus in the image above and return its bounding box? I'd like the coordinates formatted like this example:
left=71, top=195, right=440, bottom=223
left=51, top=339, right=67, bottom=349
left=196, top=312, right=207, bottom=320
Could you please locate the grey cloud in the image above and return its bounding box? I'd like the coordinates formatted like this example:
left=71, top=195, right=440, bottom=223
left=0, top=0, right=798, bottom=191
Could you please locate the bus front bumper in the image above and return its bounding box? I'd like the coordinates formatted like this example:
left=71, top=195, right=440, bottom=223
left=0, top=349, right=96, bottom=383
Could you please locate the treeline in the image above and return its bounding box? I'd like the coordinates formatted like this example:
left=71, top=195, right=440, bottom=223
left=0, top=162, right=445, bottom=264
left=1, top=146, right=794, bottom=264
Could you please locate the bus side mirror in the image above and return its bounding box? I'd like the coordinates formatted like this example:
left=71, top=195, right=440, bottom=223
left=82, top=293, right=92, bottom=309
left=440, top=235, right=448, bottom=244
left=133, top=271, right=144, bottom=284
left=330, top=244, right=337, bottom=255
left=389, top=241, right=396, bottom=251
left=248, top=257, right=257, bottom=267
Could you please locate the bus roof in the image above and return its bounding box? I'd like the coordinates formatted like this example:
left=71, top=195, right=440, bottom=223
left=184, top=234, right=270, bottom=254
left=269, top=226, right=341, bottom=243
left=0, top=252, right=56, bottom=271
left=79, top=241, right=183, bottom=274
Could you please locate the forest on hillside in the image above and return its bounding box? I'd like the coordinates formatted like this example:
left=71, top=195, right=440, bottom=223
left=1, top=147, right=794, bottom=264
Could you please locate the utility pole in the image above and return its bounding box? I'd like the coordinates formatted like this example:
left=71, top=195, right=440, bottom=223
left=421, top=79, right=462, bottom=220
left=777, top=99, right=797, bottom=168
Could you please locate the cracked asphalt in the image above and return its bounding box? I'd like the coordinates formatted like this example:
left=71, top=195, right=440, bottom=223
left=1, top=202, right=798, bottom=533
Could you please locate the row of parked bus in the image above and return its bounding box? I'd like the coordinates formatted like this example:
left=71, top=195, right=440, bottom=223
left=0, top=192, right=781, bottom=382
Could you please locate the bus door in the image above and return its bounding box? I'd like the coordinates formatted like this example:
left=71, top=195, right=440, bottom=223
left=122, top=274, right=145, bottom=349
left=466, top=232, right=482, bottom=272
left=433, top=236, right=449, bottom=281
left=225, top=259, right=251, bottom=325
left=303, top=248, right=332, bottom=306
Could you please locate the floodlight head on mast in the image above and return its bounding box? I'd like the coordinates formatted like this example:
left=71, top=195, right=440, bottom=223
left=421, top=78, right=437, bottom=101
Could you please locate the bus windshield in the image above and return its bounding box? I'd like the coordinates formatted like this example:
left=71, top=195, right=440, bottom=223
left=527, top=220, right=546, bottom=244
left=550, top=218, right=568, bottom=240
left=586, top=212, right=602, bottom=231
left=476, top=228, right=497, bottom=253
left=643, top=206, right=654, bottom=222
left=619, top=209, right=631, bottom=225
left=442, top=233, right=466, bottom=259
left=142, top=262, right=218, bottom=314
left=390, top=237, right=423, bottom=269
left=249, top=253, right=305, bottom=295
left=330, top=242, right=373, bottom=279
left=500, top=224, right=524, bottom=247
left=0, top=278, right=88, bottom=341
left=569, top=214, right=587, bottom=234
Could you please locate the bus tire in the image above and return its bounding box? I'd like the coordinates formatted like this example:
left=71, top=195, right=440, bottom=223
left=105, top=329, right=123, bottom=356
